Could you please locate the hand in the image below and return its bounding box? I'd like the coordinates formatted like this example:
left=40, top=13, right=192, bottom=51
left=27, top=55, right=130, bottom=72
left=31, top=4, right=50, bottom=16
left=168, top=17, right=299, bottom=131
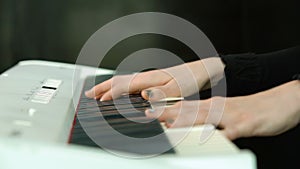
left=85, top=57, right=225, bottom=101
left=146, top=80, right=300, bottom=140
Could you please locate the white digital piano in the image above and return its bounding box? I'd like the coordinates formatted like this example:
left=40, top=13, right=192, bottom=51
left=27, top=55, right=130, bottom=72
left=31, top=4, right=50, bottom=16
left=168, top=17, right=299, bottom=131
left=0, top=60, right=256, bottom=169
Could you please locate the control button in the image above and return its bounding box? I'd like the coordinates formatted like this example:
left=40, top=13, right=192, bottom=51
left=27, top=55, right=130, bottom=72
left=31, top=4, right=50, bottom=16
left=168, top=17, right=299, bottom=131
left=43, top=79, right=62, bottom=88
left=31, top=99, right=49, bottom=104
left=13, top=120, right=32, bottom=127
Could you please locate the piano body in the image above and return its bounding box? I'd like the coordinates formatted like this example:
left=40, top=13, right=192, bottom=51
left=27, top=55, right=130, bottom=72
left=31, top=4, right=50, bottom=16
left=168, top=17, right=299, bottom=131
left=0, top=60, right=256, bottom=169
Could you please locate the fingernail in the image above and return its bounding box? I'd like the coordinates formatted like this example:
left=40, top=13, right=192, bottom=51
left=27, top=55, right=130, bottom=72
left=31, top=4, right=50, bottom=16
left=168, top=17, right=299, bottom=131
left=145, top=108, right=155, bottom=114
left=85, top=90, right=90, bottom=95
left=145, top=90, right=153, bottom=98
left=149, top=108, right=155, bottom=113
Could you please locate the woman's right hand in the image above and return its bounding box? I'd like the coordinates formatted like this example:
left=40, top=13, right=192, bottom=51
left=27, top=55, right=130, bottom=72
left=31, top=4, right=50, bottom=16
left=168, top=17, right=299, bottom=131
left=85, top=57, right=225, bottom=101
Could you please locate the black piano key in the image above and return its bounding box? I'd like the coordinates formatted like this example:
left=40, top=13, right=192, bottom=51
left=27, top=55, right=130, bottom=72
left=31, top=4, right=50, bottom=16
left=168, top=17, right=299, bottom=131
left=74, top=116, right=152, bottom=131
left=78, top=99, right=150, bottom=110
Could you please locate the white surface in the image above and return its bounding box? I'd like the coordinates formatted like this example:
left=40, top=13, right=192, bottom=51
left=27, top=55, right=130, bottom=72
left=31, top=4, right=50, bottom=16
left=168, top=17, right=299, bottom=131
left=0, top=138, right=256, bottom=169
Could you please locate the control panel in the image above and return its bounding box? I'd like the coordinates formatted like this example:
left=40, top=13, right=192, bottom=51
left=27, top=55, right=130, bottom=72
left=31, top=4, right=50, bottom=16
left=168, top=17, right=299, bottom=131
left=31, top=79, right=62, bottom=104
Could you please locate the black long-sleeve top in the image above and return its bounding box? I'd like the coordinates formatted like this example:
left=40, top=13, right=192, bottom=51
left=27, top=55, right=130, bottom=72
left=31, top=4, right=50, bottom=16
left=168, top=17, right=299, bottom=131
left=220, top=46, right=300, bottom=96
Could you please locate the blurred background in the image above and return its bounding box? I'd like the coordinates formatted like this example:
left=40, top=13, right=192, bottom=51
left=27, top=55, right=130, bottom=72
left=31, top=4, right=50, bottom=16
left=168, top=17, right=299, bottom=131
left=1, top=0, right=300, bottom=73
left=0, top=0, right=299, bottom=169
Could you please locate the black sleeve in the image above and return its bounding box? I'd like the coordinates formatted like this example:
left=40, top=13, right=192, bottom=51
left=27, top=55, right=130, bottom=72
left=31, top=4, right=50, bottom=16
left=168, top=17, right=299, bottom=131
left=220, top=46, right=300, bottom=96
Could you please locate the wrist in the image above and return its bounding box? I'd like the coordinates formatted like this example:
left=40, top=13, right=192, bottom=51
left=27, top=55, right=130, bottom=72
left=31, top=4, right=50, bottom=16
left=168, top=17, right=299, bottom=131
left=276, top=80, right=300, bottom=125
left=198, top=57, right=225, bottom=88
left=248, top=80, right=300, bottom=136
left=292, top=80, right=300, bottom=124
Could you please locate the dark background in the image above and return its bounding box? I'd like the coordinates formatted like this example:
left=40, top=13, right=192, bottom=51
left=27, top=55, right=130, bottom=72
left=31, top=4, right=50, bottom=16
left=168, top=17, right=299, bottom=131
left=0, top=0, right=299, bottom=169
left=1, top=0, right=300, bottom=72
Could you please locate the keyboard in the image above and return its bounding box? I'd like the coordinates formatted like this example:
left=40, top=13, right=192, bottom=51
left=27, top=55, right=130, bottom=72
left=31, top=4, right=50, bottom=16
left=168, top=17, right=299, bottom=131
left=69, top=75, right=175, bottom=155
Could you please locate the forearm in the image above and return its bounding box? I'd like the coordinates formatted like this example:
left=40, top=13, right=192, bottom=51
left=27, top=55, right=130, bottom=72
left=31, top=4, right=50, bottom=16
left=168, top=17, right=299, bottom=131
left=185, top=57, right=225, bottom=91
left=247, top=80, right=300, bottom=136
left=275, top=80, right=300, bottom=125
left=219, top=80, right=300, bottom=139
left=221, top=46, right=300, bottom=96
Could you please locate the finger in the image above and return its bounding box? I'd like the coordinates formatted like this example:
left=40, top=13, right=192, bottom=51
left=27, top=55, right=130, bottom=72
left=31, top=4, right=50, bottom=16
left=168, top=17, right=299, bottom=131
left=129, top=70, right=172, bottom=90
left=220, top=121, right=255, bottom=140
left=99, top=79, right=133, bottom=101
left=141, top=80, right=180, bottom=101
left=145, top=106, right=178, bottom=121
left=90, top=70, right=171, bottom=100
left=85, top=78, right=112, bottom=98
left=85, top=74, right=137, bottom=99
left=165, top=119, right=175, bottom=128
left=93, top=75, right=136, bottom=100
left=93, top=93, right=104, bottom=100
left=98, top=90, right=113, bottom=101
